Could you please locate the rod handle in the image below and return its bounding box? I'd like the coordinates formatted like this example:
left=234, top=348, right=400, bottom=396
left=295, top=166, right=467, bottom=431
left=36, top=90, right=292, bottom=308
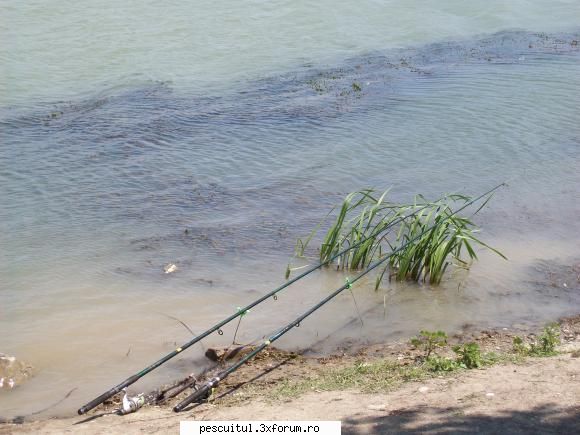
left=78, top=389, right=118, bottom=415
left=173, top=384, right=212, bottom=412
left=77, top=375, right=140, bottom=415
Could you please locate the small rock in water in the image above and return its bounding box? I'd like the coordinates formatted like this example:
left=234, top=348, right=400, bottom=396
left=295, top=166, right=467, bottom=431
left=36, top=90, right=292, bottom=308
left=0, top=354, right=34, bottom=389
left=164, top=263, right=178, bottom=274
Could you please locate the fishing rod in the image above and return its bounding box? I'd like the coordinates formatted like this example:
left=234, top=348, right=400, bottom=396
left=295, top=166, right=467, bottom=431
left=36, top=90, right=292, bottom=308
left=173, top=183, right=505, bottom=412
left=78, top=184, right=503, bottom=415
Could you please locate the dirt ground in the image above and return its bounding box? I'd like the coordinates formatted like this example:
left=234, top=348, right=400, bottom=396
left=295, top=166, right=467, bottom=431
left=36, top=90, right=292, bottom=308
left=1, top=316, right=579, bottom=434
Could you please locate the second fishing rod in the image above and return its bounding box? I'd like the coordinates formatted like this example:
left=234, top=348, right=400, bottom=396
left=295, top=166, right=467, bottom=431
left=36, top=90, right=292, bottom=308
left=77, top=193, right=444, bottom=414
left=173, top=186, right=502, bottom=411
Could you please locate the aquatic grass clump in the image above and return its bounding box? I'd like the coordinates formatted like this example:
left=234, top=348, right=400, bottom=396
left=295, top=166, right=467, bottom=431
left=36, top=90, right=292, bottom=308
left=317, top=189, right=402, bottom=269
left=295, top=189, right=416, bottom=271
left=292, top=189, right=505, bottom=287
left=388, top=194, right=507, bottom=284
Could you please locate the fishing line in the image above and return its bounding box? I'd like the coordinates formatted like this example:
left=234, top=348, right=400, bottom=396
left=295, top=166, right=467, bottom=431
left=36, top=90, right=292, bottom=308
left=231, top=307, right=250, bottom=345
left=78, top=183, right=504, bottom=415
left=173, top=183, right=505, bottom=411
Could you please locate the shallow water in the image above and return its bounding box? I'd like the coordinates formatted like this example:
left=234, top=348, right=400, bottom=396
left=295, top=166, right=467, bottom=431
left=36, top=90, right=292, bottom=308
left=1, top=1, right=580, bottom=419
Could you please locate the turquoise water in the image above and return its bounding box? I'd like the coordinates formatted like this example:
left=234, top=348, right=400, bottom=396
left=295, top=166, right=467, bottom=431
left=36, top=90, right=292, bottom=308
left=1, top=0, right=580, bottom=418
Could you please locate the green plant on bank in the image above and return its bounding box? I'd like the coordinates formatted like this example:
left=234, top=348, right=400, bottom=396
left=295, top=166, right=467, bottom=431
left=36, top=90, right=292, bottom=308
left=512, top=336, right=527, bottom=354
left=411, top=330, right=487, bottom=372
left=253, top=328, right=557, bottom=403
left=452, top=342, right=483, bottom=369
left=425, top=355, right=458, bottom=372
left=513, top=324, right=560, bottom=357
left=289, top=189, right=505, bottom=287
left=411, top=330, right=448, bottom=359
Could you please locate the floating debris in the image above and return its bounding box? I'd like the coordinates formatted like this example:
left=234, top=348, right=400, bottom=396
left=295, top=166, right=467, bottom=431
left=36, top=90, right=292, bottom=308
left=164, top=263, right=178, bottom=274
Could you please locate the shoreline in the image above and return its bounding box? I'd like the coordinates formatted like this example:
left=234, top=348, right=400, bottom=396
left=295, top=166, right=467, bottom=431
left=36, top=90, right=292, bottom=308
left=2, top=315, right=579, bottom=434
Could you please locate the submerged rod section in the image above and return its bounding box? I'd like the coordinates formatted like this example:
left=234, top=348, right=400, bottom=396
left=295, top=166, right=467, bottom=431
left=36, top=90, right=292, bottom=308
left=173, top=184, right=505, bottom=411
left=78, top=184, right=504, bottom=415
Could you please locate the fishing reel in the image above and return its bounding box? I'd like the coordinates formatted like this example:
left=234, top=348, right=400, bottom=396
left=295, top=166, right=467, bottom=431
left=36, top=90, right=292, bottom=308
left=173, top=376, right=220, bottom=412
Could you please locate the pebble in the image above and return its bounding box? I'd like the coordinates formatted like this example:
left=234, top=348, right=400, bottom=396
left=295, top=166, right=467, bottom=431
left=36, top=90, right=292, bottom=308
left=418, top=386, right=429, bottom=393
left=486, top=392, right=495, bottom=398
left=367, top=404, right=387, bottom=411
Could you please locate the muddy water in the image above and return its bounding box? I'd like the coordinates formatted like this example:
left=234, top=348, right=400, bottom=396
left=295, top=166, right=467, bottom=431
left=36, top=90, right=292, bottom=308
left=1, top=2, right=580, bottom=419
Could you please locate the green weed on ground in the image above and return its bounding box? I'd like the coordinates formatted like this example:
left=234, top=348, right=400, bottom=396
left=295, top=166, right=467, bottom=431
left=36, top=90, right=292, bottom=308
left=410, top=330, right=448, bottom=359
left=412, top=330, right=507, bottom=373
left=513, top=324, right=560, bottom=357
left=270, top=359, right=430, bottom=400
left=270, top=329, right=521, bottom=401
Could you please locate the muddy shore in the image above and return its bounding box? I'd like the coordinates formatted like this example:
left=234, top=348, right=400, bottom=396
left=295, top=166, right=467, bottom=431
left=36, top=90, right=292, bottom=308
left=1, top=315, right=579, bottom=434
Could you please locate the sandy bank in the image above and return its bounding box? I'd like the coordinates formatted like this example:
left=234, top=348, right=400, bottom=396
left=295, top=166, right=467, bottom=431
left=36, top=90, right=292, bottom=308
left=1, top=317, right=579, bottom=434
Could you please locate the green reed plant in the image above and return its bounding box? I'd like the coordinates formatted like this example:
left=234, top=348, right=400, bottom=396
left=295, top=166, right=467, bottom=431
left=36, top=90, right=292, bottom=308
left=291, top=189, right=505, bottom=287
left=295, top=189, right=410, bottom=271
left=388, top=194, right=506, bottom=284
left=318, top=189, right=403, bottom=270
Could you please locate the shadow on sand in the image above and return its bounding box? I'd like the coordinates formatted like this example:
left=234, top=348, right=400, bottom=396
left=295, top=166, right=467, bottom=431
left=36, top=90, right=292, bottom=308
left=343, top=403, right=580, bottom=435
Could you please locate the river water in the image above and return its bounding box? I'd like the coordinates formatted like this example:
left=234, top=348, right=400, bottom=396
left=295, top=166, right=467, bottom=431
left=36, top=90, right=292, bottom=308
left=1, top=0, right=579, bottom=418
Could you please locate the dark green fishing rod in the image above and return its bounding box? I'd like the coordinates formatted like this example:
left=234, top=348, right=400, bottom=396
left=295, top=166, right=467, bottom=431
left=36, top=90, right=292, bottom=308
left=173, top=183, right=505, bottom=412
left=78, top=185, right=503, bottom=415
